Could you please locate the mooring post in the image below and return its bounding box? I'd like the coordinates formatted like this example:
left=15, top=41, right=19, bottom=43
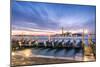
left=82, top=28, right=85, bottom=60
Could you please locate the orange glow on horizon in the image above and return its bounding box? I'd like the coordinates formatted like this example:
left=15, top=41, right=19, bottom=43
left=12, top=29, right=89, bottom=36
left=12, top=30, right=56, bottom=36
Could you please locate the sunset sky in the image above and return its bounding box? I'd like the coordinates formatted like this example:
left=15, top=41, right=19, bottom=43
left=12, top=1, right=96, bottom=35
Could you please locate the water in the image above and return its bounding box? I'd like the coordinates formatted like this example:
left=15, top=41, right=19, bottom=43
left=12, top=47, right=95, bottom=66
left=12, top=35, right=96, bottom=63
left=12, top=35, right=96, bottom=41
left=13, top=48, right=83, bottom=61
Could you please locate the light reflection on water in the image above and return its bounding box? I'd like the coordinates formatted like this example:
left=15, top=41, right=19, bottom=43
left=12, top=48, right=95, bottom=66
left=22, top=49, right=33, bottom=57
left=13, top=49, right=33, bottom=57
left=13, top=48, right=83, bottom=60
left=12, top=48, right=95, bottom=61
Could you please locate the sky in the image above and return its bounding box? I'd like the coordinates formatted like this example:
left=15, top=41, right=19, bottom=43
left=11, top=1, right=96, bottom=35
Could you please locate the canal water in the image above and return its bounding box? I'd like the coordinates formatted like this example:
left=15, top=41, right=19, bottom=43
left=12, top=47, right=83, bottom=61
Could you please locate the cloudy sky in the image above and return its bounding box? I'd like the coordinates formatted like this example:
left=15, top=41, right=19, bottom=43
left=11, top=1, right=96, bottom=35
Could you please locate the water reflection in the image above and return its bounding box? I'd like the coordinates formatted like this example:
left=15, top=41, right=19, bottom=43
left=22, top=49, right=33, bottom=57
left=12, top=48, right=95, bottom=66
left=12, top=52, right=15, bottom=56
left=12, top=48, right=83, bottom=60
left=12, top=49, right=33, bottom=58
